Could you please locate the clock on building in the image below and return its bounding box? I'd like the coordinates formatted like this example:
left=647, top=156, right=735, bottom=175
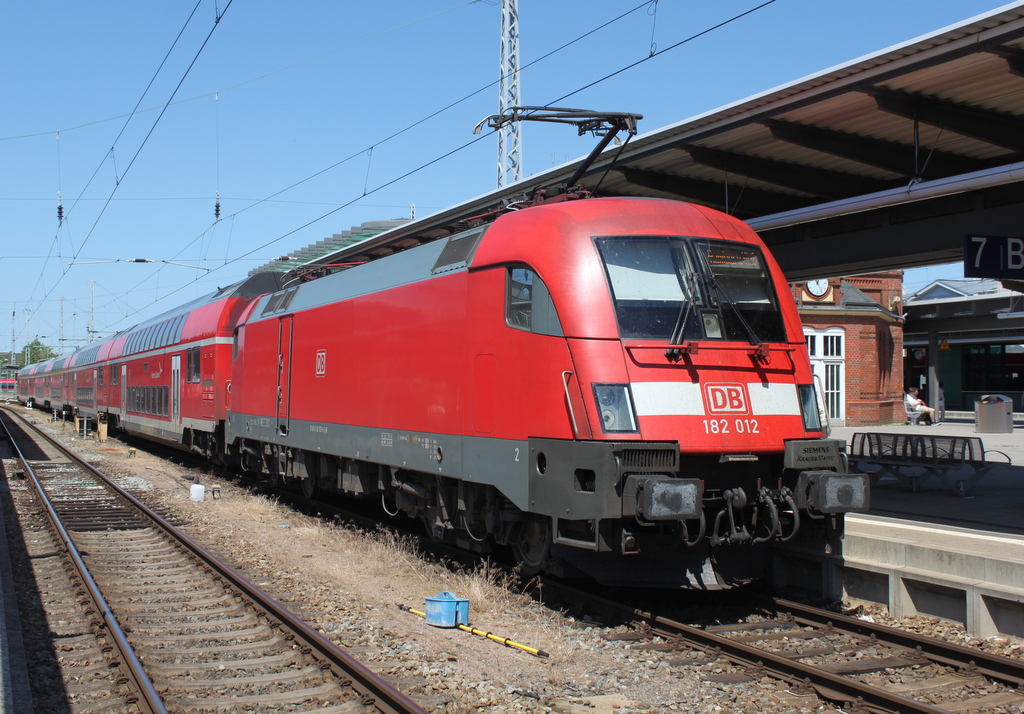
left=806, top=279, right=830, bottom=298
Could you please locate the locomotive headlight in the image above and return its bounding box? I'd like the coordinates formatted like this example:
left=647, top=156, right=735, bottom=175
left=798, top=385, right=822, bottom=432
left=593, top=384, right=638, bottom=433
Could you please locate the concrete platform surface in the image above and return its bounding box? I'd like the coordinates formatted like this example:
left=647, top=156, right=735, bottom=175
left=773, top=416, right=1024, bottom=637
left=829, top=416, right=1024, bottom=535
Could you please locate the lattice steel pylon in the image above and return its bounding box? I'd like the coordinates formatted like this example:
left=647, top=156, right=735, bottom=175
left=497, top=0, right=522, bottom=188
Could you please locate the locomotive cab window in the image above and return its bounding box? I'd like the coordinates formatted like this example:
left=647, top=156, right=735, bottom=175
left=505, top=267, right=563, bottom=336
left=596, top=236, right=787, bottom=344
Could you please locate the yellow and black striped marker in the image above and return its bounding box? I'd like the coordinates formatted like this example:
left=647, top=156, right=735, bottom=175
left=397, top=603, right=549, bottom=658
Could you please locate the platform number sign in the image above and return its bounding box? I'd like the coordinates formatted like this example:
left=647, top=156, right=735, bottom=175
left=315, top=350, right=327, bottom=377
left=964, top=235, right=1024, bottom=279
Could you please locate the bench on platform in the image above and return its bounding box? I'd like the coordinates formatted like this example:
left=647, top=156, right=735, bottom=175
left=848, top=432, right=1011, bottom=496
left=904, top=402, right=925, bottom=425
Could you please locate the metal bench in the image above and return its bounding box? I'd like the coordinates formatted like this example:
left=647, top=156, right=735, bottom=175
left=903, top=402, right=924, bottom=425
left=848, top=432, right=1011, bottom=496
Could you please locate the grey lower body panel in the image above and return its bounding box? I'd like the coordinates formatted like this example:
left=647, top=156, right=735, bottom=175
left=226, top=413, right=531, bottom=508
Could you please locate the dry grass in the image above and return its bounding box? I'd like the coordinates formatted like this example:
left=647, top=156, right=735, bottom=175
left=175, top=483, right=561, bottom=643
left=227, top=492, right=283, bottom=521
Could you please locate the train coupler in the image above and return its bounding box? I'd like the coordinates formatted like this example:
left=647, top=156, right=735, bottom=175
left=709, top=488, right=751, bottom=546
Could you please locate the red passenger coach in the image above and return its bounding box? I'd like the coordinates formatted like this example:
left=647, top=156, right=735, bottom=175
left=18, top=273, right=282, bottom=457
left=225, top=197, right=868, bottom=588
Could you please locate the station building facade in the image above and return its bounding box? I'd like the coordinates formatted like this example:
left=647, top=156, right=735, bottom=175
left=790, top=272, right=904, bottom=427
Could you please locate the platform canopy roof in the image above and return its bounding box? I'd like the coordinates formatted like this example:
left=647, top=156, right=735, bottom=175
left=270, top=2, right=1024, bottom=283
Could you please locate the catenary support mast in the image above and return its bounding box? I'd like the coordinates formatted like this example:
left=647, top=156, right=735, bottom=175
left=497, top=0, right=522, bottom=187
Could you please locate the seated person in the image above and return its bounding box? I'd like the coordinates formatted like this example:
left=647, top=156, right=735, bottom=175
left=905, top=387, right=937, bottom=424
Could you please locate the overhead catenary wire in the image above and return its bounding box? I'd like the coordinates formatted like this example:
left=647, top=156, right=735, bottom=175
left=24, top=0, right=219, bottom=311
left=202, top=1, right=657, bottom=223
left=48, top=0, right=779, bottom=339
left=34, top=0, right=235, bottom=313
left=81, top=2, right=664, bottom=329
left=0, top=0, right=488, bottom=144
left=221, top=0, right=781, bottom=269
left=550, top=0, right=779, bottom=106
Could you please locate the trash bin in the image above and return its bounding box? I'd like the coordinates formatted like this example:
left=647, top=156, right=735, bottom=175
left=976, top=394, right=1014, bottom=433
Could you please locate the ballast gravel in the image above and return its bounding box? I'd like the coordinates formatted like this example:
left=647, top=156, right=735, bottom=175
left=20, top=411, right=1024, bottom=713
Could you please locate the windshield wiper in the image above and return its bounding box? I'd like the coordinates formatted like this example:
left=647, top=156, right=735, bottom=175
left=669, top=269, right=704, bottom=345
left=697, top=255, right=763, bottom=348
left=666, top=271, right=701, bottom=360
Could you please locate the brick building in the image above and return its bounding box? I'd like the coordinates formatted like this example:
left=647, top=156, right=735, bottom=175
left=791, top=272, right=904, bottom=427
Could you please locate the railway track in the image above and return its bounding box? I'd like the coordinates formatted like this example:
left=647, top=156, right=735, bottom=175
left=542, top=580, right=1024, bottom=713
left=0, top=407, right=426, bottom=714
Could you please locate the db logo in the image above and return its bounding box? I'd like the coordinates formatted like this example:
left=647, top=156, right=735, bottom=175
left=315, top=350, right=327, bottom=377
left=704, top=384, right=747, bottom=413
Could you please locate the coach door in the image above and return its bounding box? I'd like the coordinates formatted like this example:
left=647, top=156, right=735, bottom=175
left=171, top=354, right=181, bottom=434
left=277, top=316, right=293, bottom=436
left=120, top=364, right=127, bottom=415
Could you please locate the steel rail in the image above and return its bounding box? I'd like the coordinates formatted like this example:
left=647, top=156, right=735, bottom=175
left=539, top=578, right=957, bottom=714
left=774, top=597, right=1024, bottom=687
left=0, top=410, right=168, bottom=714
left=2, top=407, right=426, bottom=714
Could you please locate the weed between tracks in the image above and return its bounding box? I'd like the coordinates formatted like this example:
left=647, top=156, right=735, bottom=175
left=188, top=489, right=542, bottom=625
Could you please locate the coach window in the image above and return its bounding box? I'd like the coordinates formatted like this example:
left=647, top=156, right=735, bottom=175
left=170, top=315, right=185, bottom=344
left=109, top=364, right=118, bottom=386
left=505, top=266, right=563, bottom=337
left=187, top=346, right=201, bottom=383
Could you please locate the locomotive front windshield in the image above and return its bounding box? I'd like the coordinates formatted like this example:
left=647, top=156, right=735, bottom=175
left=596, top=236, right=787, bottom=343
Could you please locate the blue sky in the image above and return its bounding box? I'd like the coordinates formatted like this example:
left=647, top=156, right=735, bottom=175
left=0, top=0, right=1007, bottom=354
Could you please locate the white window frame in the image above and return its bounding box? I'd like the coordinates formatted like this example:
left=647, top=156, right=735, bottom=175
left=803, top=326, right=845, bottom=424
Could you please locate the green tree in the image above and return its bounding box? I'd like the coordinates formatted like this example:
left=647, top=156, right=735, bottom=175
left=19, top=339, right=57, bottom=367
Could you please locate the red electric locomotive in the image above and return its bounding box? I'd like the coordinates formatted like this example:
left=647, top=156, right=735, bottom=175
left=225, top=197, right=867, bottom=588
left=17, top=194, right=866, bottom=588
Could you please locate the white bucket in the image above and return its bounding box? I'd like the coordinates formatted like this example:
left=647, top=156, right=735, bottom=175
left=190, top=483, right=205, bottom=501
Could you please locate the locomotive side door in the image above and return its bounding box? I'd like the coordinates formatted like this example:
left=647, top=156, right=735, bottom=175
left=276, top=315, right=293, bottom=436
left=171, top=354, right=181, bottom=435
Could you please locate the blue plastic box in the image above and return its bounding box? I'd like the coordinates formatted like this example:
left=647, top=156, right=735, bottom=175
left=424, top=591, right=470, bottom=628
